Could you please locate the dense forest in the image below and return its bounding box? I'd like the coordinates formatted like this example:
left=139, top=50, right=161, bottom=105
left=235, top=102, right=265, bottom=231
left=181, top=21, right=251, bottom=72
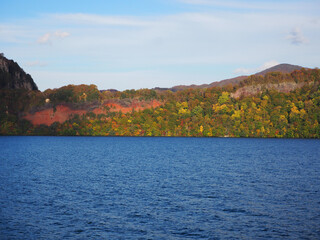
left=0, top=68, right=320, bottom=138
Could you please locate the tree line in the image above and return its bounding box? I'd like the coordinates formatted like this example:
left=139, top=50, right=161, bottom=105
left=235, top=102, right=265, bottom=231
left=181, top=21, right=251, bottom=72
left=0, top=68, right=319, bottom=138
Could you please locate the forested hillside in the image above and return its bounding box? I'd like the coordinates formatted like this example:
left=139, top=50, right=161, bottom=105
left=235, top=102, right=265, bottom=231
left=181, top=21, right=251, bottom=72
left=1, top=66, right=319, bottom=138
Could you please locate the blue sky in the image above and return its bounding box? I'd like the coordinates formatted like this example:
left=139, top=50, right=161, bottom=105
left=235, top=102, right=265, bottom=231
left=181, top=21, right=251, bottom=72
left=1, top=0, right=320, bottom=91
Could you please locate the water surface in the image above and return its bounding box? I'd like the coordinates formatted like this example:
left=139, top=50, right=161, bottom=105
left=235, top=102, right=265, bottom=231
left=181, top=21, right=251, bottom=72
left=0, top=137, right=319, bottom=239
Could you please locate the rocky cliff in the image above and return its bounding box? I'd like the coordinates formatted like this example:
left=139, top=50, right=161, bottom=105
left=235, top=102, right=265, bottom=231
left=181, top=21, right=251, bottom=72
left=231, top=82, right=305, bottom=98
left=0, top=54, right=38, bottom=91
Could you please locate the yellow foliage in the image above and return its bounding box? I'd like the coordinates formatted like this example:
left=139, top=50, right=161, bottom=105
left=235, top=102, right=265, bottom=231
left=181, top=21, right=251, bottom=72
left=300, top=109, right=306, bottom=117
left=261, top=100, right=268, bottom=108
left=178, top=108, right=190, bottom=115
left=291, top=104, right=300, bottom=114
left=254, top=115, right=262, bottom=121
left=282, top=127, right=287, bottom=134
left=279, top=115, right=287, bottom=123
left=79, top=92, right=87, bottom=102
left=231, top=110, right=241, bottom=119
left=177, top=102, right=190, bottom=115
left=218, top=92, right=230, bottom=104
left=213, top=104, right=227, bottom=113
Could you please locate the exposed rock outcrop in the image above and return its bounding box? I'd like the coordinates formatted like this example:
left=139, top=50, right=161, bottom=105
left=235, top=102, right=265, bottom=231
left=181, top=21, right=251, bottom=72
left=231, top=82, right=305, bottom=98
left=0, top=54, right=38, bottom=91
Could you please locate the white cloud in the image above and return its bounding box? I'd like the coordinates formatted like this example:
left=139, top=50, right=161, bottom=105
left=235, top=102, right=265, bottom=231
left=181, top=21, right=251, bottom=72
left=234, top=61, right=279, bottom=75
left=177, top=0, right=320, bottom=15
left=287, top=27, right=308, bottom=45
left=257, top=60, right=279, bottom=71
left=52, top=13, right=152, bottom=26
left=37, top=33, right=51, bottom=44
left=54, top=31, right=70, bottom=38
left=37, top=31, right=70, bottom=44
left=2, top=7, right=319, bottom=90
left=233, top=68, right=251, bottom=75
left=177, top=0, right=285, bottom=10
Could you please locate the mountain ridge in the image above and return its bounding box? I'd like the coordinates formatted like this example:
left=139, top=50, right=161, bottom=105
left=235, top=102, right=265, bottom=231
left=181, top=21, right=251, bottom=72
left=255, top=63, right=303, bottom=76
left=0, top=54, right=304, bottom=93
left=164, top=63, right=304, bottom=92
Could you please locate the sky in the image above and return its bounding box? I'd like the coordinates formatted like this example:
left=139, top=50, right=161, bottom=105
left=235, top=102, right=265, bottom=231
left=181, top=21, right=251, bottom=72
left=1, top=0, right=320, bottom=91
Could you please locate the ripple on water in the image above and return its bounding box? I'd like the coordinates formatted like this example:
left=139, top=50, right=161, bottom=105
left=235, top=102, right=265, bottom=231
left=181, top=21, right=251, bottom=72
left=0, top=137, right=319, bottom=239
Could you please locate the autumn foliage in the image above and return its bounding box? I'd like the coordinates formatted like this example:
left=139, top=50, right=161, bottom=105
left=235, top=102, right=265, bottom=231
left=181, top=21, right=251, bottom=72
left=1, top=69, right=320, bottom=138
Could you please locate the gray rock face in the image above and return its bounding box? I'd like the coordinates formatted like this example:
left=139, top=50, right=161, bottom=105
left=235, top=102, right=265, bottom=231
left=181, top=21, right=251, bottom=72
left=231, top=82, right=305, bottom=98
left=0, top=54, right=38, bottom=91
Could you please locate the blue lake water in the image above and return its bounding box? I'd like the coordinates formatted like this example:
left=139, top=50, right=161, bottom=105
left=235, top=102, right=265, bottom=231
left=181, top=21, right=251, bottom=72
left=0, top=137, right=319, bottom=239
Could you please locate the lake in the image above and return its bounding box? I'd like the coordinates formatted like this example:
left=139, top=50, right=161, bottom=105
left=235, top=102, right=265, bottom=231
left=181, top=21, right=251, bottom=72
left=0, top=137, right=319, bottom=239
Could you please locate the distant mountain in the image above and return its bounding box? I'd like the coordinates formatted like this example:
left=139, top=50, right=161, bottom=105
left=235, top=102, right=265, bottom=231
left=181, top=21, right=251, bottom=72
left=160, top=75, right=247, bottom=92
left=255, top=63, right=303, bottom=76
left=0, top=53, right=305, bottom=94
left=166, top=63, right=304, bottom=91
left=0, top=53, right=38, bottom=91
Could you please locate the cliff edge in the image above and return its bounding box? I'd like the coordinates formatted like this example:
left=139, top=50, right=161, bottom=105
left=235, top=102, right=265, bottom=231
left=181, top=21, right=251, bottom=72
left=0, top=53, right=38, bottom=91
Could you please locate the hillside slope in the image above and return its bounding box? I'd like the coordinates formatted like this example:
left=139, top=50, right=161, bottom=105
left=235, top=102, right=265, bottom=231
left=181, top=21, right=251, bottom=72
left=168, top=64, right=304, bottom=91
left=0, top=56, right=319, bottom=138
left=255, top=63, right=303, bottom=76
left=0, top=54, right=38, bottom=91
